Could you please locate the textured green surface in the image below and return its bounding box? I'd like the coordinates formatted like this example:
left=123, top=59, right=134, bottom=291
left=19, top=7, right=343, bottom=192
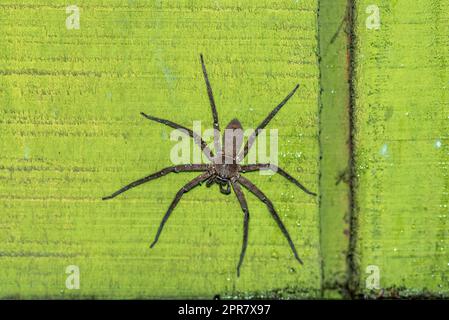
left=352, top=0, right=449, bottom=297
left=1, top=0, right=448, bottom=300
left=318, top=0, right=351, bottom=297
left=0, top=0, right=320, bottom=298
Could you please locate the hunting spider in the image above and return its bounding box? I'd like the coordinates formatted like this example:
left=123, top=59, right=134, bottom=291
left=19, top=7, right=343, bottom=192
left=103, top=54, right=317, bottom=276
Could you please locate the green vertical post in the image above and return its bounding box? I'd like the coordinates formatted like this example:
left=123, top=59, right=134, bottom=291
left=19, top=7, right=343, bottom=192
left=318, top=0, right=352, bottom=298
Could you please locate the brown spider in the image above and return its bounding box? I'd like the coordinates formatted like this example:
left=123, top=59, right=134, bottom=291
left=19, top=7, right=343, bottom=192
left=103, top=54, right=317, bottom=276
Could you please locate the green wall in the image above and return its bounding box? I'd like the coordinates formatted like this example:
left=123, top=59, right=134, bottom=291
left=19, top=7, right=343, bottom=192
left=0, top=0, right=321, bottom=298
left=352, top=0, right=449, bottom=297
left=0, top=0, right=447, bottom=299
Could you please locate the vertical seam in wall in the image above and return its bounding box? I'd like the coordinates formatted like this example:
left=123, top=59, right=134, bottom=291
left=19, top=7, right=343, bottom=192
left=346, top=0, right=359, bottom=298
left=315, top=0, right=325, bottom=298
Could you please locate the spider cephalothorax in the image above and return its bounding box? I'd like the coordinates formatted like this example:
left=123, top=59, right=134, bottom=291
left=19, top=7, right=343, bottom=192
left=103, top=54, right=317, bottom=276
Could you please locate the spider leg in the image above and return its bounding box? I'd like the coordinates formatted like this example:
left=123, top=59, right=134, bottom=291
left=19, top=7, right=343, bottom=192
left=140, top=112, right=214, bottom=162
left=150, top=171, right=212, bottom=248
left=219, top=181, right=231, bottom=195
left=231, top=181, right=250, bottom=277
left=237, top=84, right=299, bottom=162
left=102, top=164, right=209, bottom=200
left=200, top=54, right=221, bottom=156
left=240, top=164, right=317, bottom=196
left=206, top=176, right=215, bottom=188
left=237, top=175, right=303, bottom=265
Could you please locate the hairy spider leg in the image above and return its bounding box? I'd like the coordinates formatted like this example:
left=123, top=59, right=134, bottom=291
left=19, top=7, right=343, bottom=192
left=150, top=171, right=212, bottom=248
left=205, top=176, right=215, bottom=187
left=240, top=163, right=317, bottom=196
left=140, top=112, right=214, bottom=162
left=102, top=164, right=209, bottom=200
left=237, top=84, right=300, bottom=163
left=237, top=175, right=303, bottom=265
left=231, top=181, right=250, bottom=277
left=200, top=54, right=221, bottom=156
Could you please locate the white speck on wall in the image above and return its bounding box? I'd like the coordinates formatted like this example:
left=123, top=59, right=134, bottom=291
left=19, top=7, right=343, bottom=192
left=435, top=140, right=442, bottom=148
left=24, top=145, right=30, bottom=160
left=380, top=144, right=388, bottom=157
left=162, top=66, right=175, bottom=84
